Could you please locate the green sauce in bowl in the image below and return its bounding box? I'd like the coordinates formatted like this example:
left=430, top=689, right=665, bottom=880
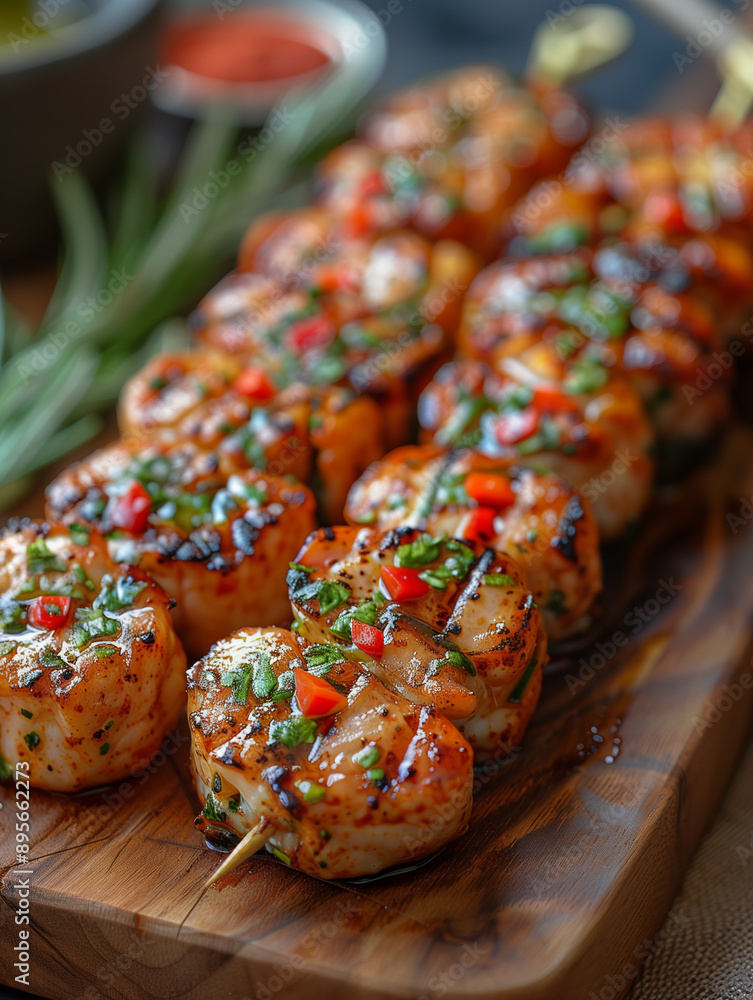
left=0, top=0, right=93, bottom=50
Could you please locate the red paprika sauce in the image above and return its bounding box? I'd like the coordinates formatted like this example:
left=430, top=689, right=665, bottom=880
left=161, top=11, right=334, bottom=85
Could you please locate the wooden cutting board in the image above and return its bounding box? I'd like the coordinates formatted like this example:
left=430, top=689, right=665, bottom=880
left=2, top=425, right=753, bottom=1000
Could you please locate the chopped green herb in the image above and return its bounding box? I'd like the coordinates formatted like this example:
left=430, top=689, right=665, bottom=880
left=366, top=768, right=385, bottom=783
left=353, top=745, right=380, bottom=768
left=202, top=790, right=226, bottom=823
left=319, top=829, right=331, bottom=840
left=94, top=645, right=119, bottom=659
left=0, top=754, right=13, bottom=781
left=21, top=709, right=33, bottom=719
left=509, top=657, right=539, bottom=704
left=27, top=537, right=67, bottom=574
left=271, top=846, right=291, bottom=865
left=24, top=732, right=40, bottom=751
left=272, top=671, right=295, bottom=703
left=94, top=575, right=147, bottom=613
left=69, top=524, right=91, bottom=547
left=395, top=533, right=444, bottom=568
left=303, top=644, right=344, bottom=675
left=71, top=608, right=120, bottom=648
left=0, top=641, right=18, bottom=657
left=40, top=649, right=67, bottom=670
left=222, top=652, right=275, bottom=704
left=269, top=716, right=318, bottom=749
left=482, top=573, right=516, bottom=587
left=295, top=780, right=326, bottom=803
left=105, top=719, right=114, bottom=730
left=99, top=743, right=110, bottom=756
left=227, top=797, right=240, bottom=813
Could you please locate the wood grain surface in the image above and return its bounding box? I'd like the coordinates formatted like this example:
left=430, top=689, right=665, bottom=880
left=2, top=425, right=753, bottom=1000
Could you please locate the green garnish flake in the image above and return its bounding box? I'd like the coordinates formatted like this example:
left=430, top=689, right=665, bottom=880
left=564, top=355, right=609, bottom=396
left=94, top=575, right=147, bottom=613
left=272, top=671, right=295, bottom=703
left=228, top=797, right=241, bottom=813
left=0, top=641, right=18, bottom=657
left=546, top=589, right=567, bottom=615
left=367, top=768, right=385, bottom=783
left=69, top=524, right=91, bottom=547
left=71, top=608, right=120, bottom=649
left=395, top=533, right=444, bottom=568
left=269, top=716, right=318, bottom=749
left=288, top=569, right=350, bottom=615
left=509, top=657, right=539, bottom=704
left=303, top=644, right=344, bottom=675
left=40, top=649, right=67, bottom=670
left=483, top=573, right=516, bottom=587
left=295, top=780, right=326, bottom=804
left=202, top=790, right=227, bottom=823
left=99, top=743, right=111, bottom=756
left=222, top=652, right=275, bottom=704
left=353, top=745, right=380, bottom=769
left=105, top=719, right=114, bottom=730
left=271, top=847, right=291, bottom=865
left=24, top=732, right=40, bottom=751
left=21, top=709, right=33, bottom=719
left=27, top=537, right=67, bottom=574
left=94, top=645, right=119, bottom=659
left=331, top=600, right=380, bottom=641
left=0, top=754, right=13, bottom=781
left=319, top=829, right=331, bottom=840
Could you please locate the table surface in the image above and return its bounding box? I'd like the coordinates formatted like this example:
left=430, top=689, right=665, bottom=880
left=1, top=1, right=751, bottom=998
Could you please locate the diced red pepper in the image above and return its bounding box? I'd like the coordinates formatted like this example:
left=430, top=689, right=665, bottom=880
left=351, top=620, right=384, bottom=658
left=287, top=315, right=336, bottom=352
left=233, top=366, right=276, bottom=401
left=532, top=383, right=576, bottom=413
left=293, top=667, right=348, bottom=719
left=359, top=171, right=385, bottom=197
left=493, top=408, right=539, bottom=446
left=380, top=565, right=430, bottom=602
left=28, top=595, right=71, bottom=631
left=345, top=201, right=376, bottom=237
left=462, top=506, right=497, bottom=544
left=643, top=189, right=688, bottom=234
left=315, top=264, right=360, bottom=293
left=110, top=481, right=152, bottom=535
left=464, top=472, right=515, bottom=509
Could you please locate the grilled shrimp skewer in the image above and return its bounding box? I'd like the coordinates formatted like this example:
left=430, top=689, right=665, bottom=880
left=419, top=349, right=654, bottom=540
left=288, top=526, right=547, bottom=758
left=189, top=626, right=473, bottom=880
left=46, top=439, right=316, bottom=659
left=0, top=523, right=186, bottom=792
left=345, top=444, right=602, bottom=641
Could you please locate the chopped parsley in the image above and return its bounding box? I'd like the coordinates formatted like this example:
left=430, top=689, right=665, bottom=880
left=482, top=573, right=516, bottom=587
left=94, top=575, right=147, bottom=613
left=68, top=523, right=91, bottom=547
left=395, top=533, right=444, bottom=568
left=509, top=657, right=539, bottom=704
left=295, top=780, right=326, bottom=804
left=202, top=790, right=226, bottom=823
left=222, top=652, right=276, bottom=704
left=303, top=644, right=344, bottom=675
left=27, top=537, right=67, bottom=574
left=23, top=731, right=40, bottom=751
left=353, top=745, right=380, bottom=769
left=71, top=609, right=120, bottom=649
left=269, top=716, right=318, bottom=749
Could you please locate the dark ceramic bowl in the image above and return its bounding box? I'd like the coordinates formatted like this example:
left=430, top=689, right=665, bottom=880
left=0, top=0, right=164, bottom=263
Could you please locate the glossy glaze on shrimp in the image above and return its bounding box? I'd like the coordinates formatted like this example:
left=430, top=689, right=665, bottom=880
left=288, top=526, right=546, bottom=757
left=457, top=242, right=733, bottom=467
left=419, top=352, right=654, bottom=540
left=189, top=626, right=473, bottom=879
left=345, top=443, right=602, bottom=641
left=46, top=441, right=317, bottom=659
left=0, top=523, right=186, bottom=792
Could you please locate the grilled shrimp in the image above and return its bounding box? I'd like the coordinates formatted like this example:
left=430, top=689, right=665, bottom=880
left=0, top=523, right=186, bottom=793
left=345, top=443, right=602, bottom=641
left=119, top=353, right=384, bottom=524
left=418, top=353, right=654, bottom=540
left=45, top=439, right=316, bottom=658
left=314, top=68, right=587, bottom=257
left=288, top=526, right=546, bottom=757
left=189, top=626, right=473, bottom=879
left=457, top=243, right=732, bottom=467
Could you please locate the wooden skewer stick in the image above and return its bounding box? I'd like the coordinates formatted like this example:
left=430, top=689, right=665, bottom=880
left=711, top=37, right=753, bottom=129
left=203, top=818, right=274, bottom=888
left=526, top=5, right=634, bottom=88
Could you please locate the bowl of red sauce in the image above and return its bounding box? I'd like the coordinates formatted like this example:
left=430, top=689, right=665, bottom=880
left=154, top=0, right=386, bottom=122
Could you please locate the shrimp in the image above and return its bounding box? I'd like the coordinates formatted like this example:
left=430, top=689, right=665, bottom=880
left=0, top=522, right=186, bottom=793
left=189, top=626, right=473, bottom=879
left=418, top=352, right=654, bottom=540
left=345, top=443, right=602, bottom=641
left=288, top=526, right=546, bottom=758
left=457, top=242, right=733, bottom=470
left=119, top=354, right=385, bottom=524
left=45, top=440, right=317, bottom=659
